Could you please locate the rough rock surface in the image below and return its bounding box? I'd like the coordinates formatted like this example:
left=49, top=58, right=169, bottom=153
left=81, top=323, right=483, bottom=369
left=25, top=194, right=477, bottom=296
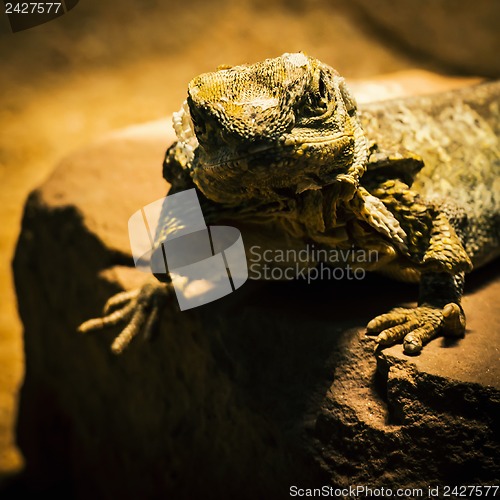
left=13, top=119, right=500, bottom=498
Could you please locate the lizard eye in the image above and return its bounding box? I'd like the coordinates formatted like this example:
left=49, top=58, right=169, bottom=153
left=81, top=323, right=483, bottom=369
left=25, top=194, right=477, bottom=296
left=301, top=70, right=329, bottom=117
left=318, top=72, right=328, bottom=100
left=190, top=111, right=203, bottom=132
left=190, top=108, right=208, bottom=142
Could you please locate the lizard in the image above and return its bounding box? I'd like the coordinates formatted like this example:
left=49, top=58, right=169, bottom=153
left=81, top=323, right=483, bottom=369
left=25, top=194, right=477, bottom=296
left=79, top=53, right=500, bottom=356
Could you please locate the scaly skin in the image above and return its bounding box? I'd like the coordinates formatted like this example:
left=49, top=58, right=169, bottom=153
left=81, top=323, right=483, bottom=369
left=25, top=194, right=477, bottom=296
left=79, top=53, right=500, bottom=355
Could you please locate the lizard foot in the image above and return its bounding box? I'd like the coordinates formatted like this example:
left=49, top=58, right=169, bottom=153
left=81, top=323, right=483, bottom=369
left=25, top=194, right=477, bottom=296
left=366, top=303, right=465, bottom=355
left=78, top=281, right=171, bottom=354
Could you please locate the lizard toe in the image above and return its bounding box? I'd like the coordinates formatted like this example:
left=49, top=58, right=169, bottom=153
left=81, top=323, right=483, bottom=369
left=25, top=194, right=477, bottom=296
left=441, top=302, right=466, bottom=337
left=366, top=307, right=409, bottom=334
left=110, top=282, right=170, bottom=354
left=375, top=319, right=421, bottom=345
left=403, top=325, right=438, bottom=355
left=368, top=305, right=453, bottom=354
left=78, top=281, right=171, bottom=354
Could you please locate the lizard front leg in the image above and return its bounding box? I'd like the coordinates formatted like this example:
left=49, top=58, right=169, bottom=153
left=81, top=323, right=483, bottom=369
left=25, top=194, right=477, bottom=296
left=367, top=272, right=466, bottom=354
left=356, top=181, right=472, bottom=355
left=78, top=280, right=172, bottom=354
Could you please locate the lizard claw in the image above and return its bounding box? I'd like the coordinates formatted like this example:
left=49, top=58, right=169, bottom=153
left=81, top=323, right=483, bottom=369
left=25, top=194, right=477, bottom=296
left=78, top=281, right=171, bottom=354
left=366, top=303, right=465, bottom=355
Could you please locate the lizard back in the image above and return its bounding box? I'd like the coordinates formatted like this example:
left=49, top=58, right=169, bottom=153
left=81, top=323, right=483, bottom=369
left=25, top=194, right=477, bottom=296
left=360, top=81, right=500, bottom=268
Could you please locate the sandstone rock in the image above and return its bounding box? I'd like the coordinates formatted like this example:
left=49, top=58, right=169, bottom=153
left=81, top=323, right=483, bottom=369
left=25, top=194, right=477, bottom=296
left=13, top=116, right=499, bottom=498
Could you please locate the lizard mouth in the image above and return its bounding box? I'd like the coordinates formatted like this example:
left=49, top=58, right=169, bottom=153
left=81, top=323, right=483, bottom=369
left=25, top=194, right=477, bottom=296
left=198, top=132, right=350, bottom=171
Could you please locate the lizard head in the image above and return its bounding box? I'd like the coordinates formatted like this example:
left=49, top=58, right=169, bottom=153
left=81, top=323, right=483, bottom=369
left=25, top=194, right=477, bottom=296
left=173, top=53, right=368, bottom=205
